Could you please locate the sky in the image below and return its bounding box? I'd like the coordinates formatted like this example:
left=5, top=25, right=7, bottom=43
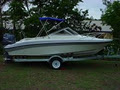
left=77, top=0, right=106, bottom=19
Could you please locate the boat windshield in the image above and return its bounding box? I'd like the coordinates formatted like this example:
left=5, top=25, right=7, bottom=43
left=49, top=27, right=79, bottom=36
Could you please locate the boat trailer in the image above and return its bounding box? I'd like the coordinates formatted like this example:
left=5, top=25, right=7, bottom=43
left=4, top=54, right=120, bottom=70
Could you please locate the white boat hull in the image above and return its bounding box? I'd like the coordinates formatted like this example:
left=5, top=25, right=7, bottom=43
left=5, top=42, right=108, bottom=56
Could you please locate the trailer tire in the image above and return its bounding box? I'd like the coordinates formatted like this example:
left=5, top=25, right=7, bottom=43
left=50, top=58, right=62, bottom=70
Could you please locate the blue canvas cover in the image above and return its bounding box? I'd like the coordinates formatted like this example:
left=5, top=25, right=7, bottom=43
left=39, top=17, right=64, bottom=22
left=2, top=33, right=16, bottom=45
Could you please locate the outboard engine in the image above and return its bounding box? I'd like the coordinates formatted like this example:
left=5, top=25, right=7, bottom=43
left=2, top=33, right=16, bottom=61
left=2, top=33, right=16, bottom=45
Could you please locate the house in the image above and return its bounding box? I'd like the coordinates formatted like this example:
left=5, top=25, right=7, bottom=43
left=83, top=20, right=113, bottom=39
left=83, top=20, right=112, bottom=33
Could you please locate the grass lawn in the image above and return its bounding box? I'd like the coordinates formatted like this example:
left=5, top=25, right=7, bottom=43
left=0, top=55, right=120, bottom=90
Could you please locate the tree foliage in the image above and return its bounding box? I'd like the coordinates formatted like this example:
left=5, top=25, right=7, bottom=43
left=8, top=0, right=28, bottom=30
left=102, top=1, right=120, bottom=39
left=102, top=0, right=112, bottom=6
left=102, top=1, right=120, bottom=49
left=3, top=0, right=89, bottom=38
left=0, top=0, right=10, bottom=27
left=24, top=0, right=88, bottom=37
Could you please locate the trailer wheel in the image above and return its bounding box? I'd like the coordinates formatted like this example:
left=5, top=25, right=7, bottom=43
left=50, top=58, right=62, bottom=70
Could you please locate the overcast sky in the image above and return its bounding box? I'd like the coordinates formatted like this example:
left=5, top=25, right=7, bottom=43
left=77, top=0, right=106, bottom=19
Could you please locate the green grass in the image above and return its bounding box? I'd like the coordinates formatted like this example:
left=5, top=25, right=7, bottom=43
left=0, top=55, right=120, bottom=90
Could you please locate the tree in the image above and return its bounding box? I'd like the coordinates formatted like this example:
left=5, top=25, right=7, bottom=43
left=102, top=1, right=120, bottom=39
left=23, top=0, right=31, bottom=16
left=7, top=0, right=28, bottom=32
left=101, top=1, right=120, bottom=52
left=17, top=0, right=31, bottom=16
left=42, top=0, right=88, bottom=31
left=24, top=0, right=88, bottom=37
left=0, top=0, right=10, bottom=27
left=102, top=0, right=112, bottom=6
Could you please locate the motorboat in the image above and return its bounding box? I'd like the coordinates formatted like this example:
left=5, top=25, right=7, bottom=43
left=4, top=17, right=112, bottom=58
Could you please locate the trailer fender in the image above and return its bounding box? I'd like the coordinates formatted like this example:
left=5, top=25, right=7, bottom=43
left=48, top=55, right=63, bottom=63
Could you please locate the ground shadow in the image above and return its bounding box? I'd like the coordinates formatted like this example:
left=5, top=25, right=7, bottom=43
left=3, top=60, right=120, bottom=70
